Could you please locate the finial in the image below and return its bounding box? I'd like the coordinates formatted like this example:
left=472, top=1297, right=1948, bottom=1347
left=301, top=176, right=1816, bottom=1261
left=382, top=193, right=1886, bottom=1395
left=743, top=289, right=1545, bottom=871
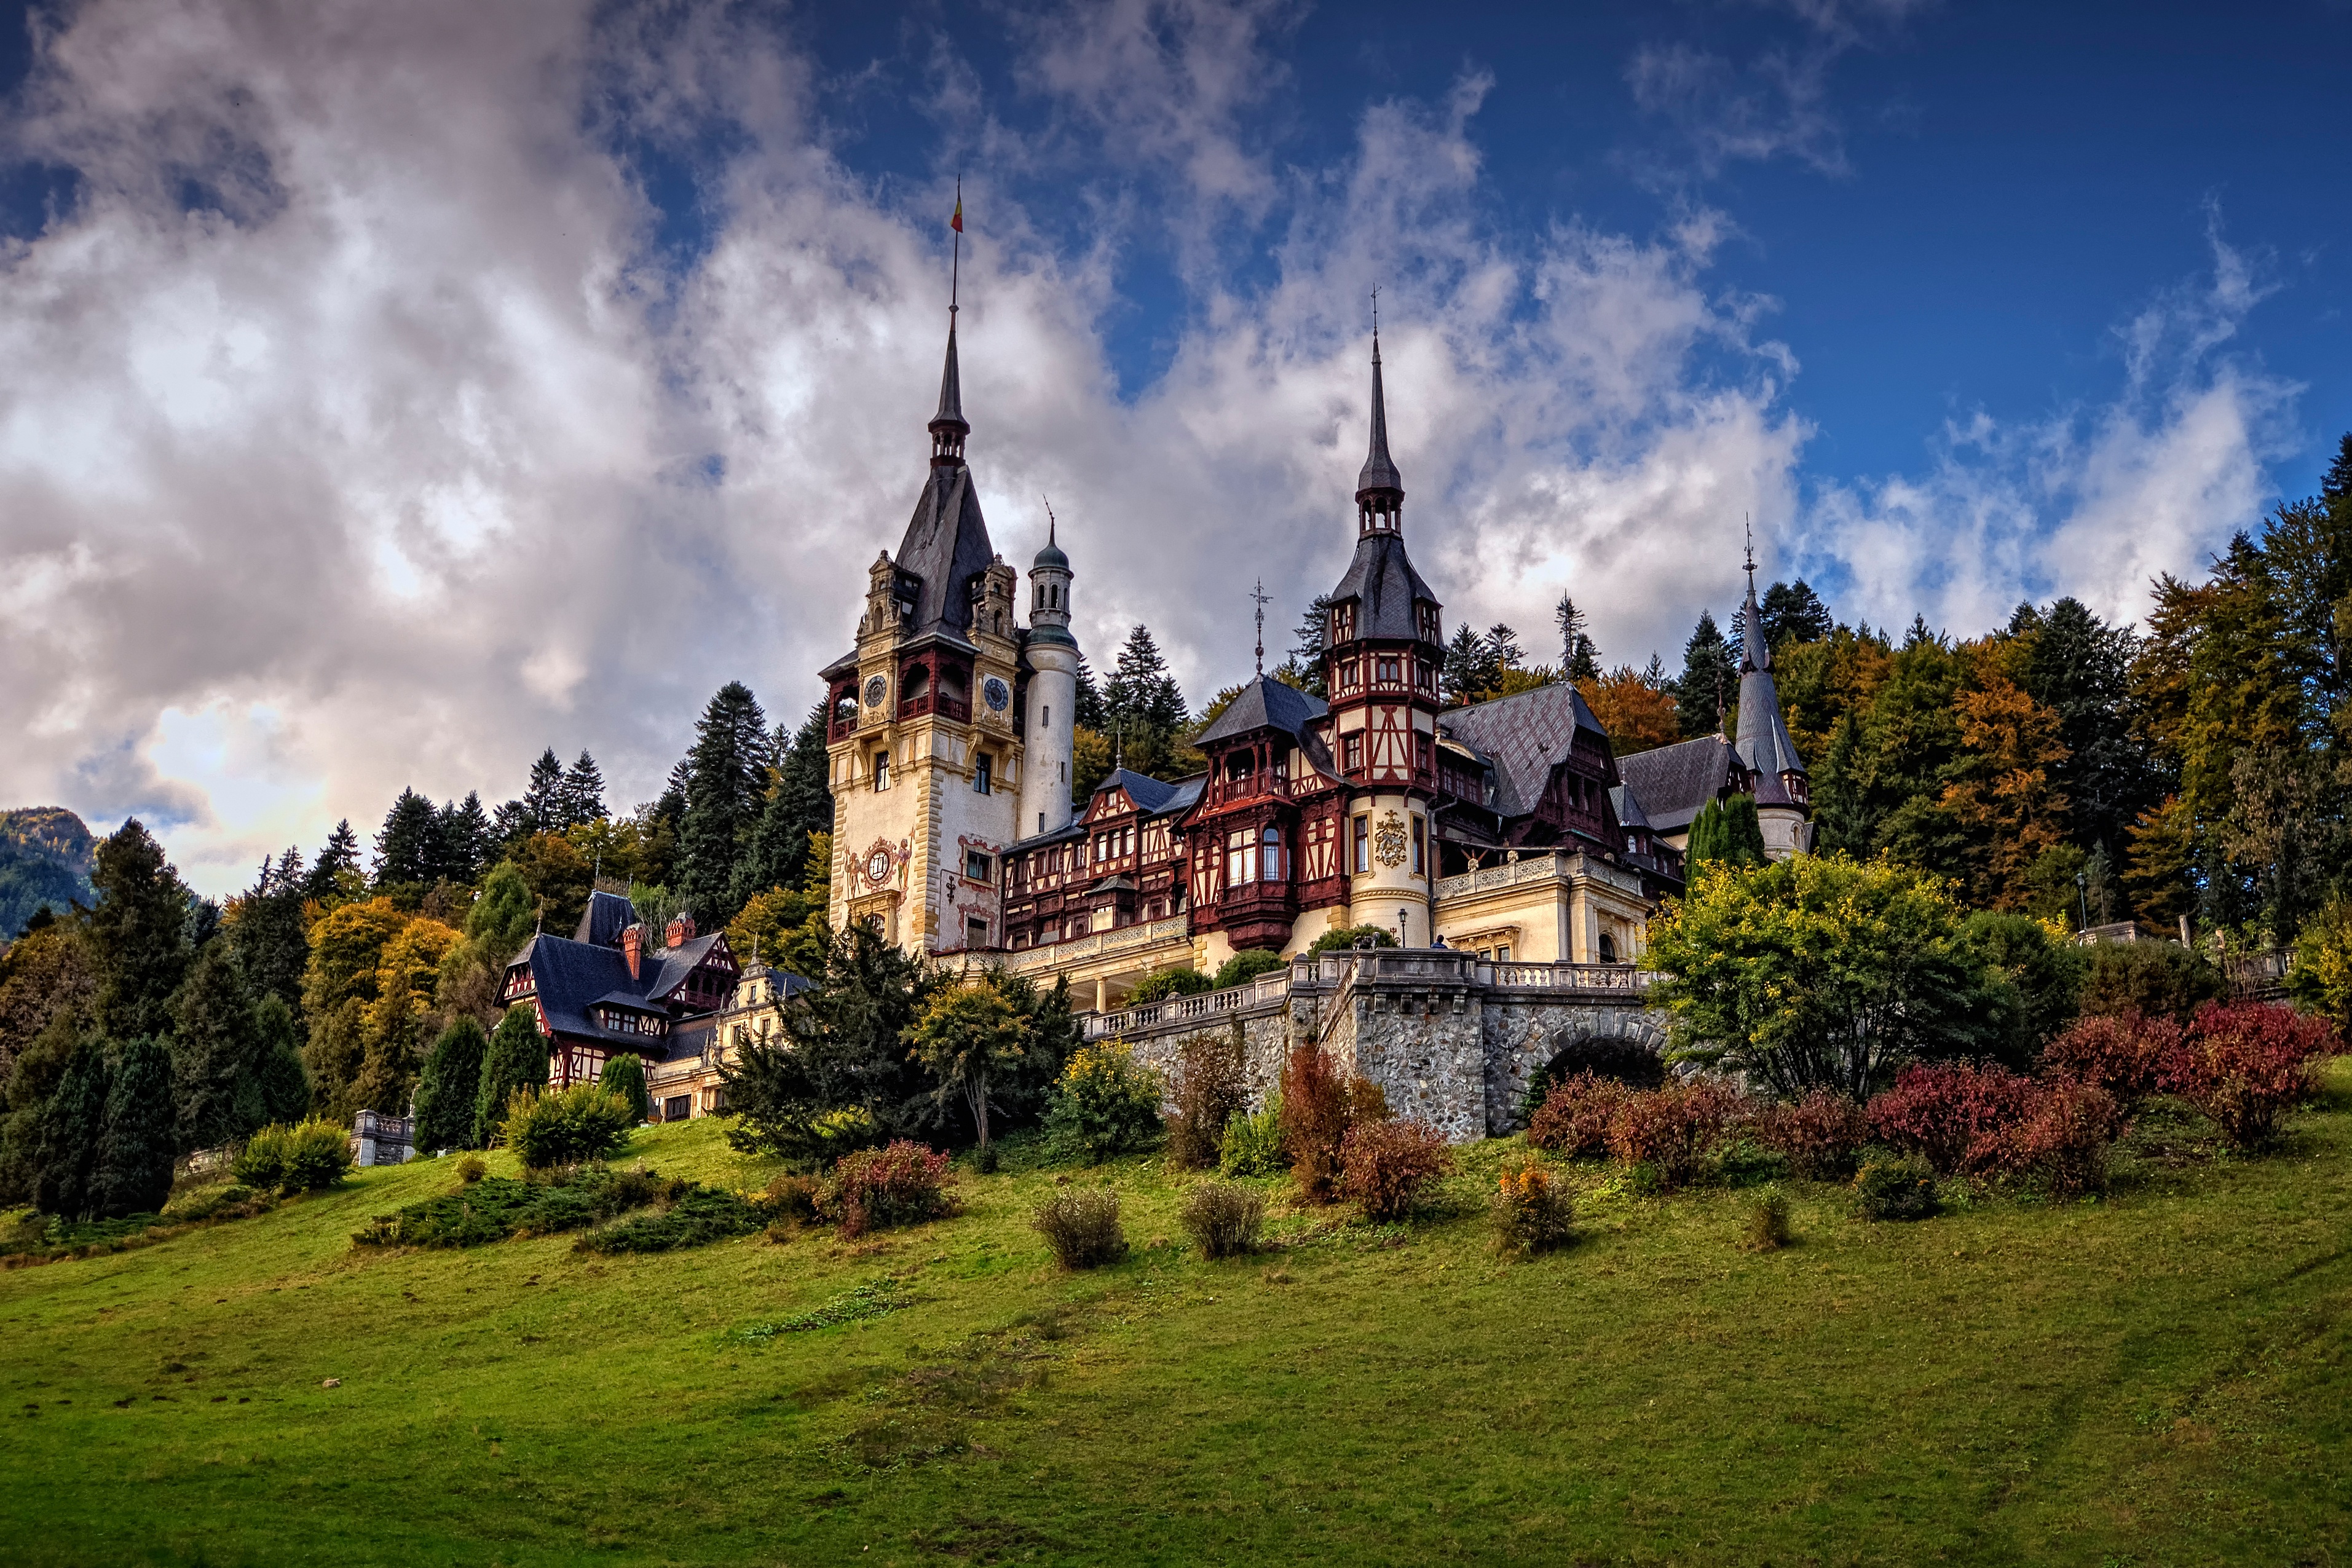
left=1371, top=285, right=1380, bottom=348
left=1744, top=512, right=1756, bottom=595
left=949, top=175, right=963, bottom=317
left=1043, top=494, right=1057, bottom=546
left=1251, top=578, right=1272, bottom=676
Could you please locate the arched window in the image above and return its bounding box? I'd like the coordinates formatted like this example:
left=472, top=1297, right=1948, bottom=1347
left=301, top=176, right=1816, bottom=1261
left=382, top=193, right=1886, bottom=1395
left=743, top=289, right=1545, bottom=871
left=1261, top=825, right=1284, bottom=882
left=1598, top=931, right=1618, bottom=963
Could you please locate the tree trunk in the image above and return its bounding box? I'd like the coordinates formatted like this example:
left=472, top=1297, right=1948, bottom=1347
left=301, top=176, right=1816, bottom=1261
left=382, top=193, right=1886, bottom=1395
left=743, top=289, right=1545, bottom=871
left=965, top=1073, right=990, bottom=1149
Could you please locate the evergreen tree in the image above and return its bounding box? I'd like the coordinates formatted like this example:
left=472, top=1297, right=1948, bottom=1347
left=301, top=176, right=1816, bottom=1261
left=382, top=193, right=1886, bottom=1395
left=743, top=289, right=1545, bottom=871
left=438, top=792, right=495, bottom=883
left=1673, top=612, right=1738, bottom=739
left=373, top=789, right=446, bottom=891
left=2322, top=431, right=2352, bottom=505
left=737, top=703, right=832, bottom=905
left=1105, top=626, right=1188, bottom=737
left=1286, top=594, right=1335, bottom=699
left=1759, top=580, right=1834, bottom=650
left=307, top=819, right=361, bottom=902
left=474, top=1003, right=550, bottom=1148
left=413, top=1018, right=487, bottom=1153
left=521, top=749, right=567, bottom=834
left=1442, top=623, right=1495, bottom=705
left=2015, top=597, right=2157, bottom=858
left=31, top=1036, right=108, bottom=1219
left=677, top=682, right=770, bottom=929
left=168, top=940, right=267, bottom=1153
left=251, top=995, right=310, bottom=1123
left=560, top=751, right=607, bottom=829
left=598, top=1052, right=650, bottom=1124
left=93, top=1036, right=175, bottom=1219
left=1555, top=596, right=1601, bottom=683
left=1074, top=655, right=1106, bottom=731
left=231, top=849, right=310, bottom=1020
left=1485, top=624, right=1525, bottom=672
left=87, top=821, right=192, bottom=1043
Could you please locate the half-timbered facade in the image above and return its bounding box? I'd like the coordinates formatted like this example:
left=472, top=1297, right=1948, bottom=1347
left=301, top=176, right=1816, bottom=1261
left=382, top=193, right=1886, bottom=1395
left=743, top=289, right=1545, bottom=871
left=497, top=889, right=747, bottom=1088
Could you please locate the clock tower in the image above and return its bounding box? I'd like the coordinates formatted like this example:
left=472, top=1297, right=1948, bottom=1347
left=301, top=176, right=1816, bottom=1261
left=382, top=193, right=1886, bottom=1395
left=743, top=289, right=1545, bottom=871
left=819, top=305, right=1076, bottom=956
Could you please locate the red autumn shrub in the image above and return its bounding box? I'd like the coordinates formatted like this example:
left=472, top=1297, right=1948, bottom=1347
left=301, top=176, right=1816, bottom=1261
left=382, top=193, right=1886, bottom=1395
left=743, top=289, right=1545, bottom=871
left=1338, top=1119, right=1454, bottom=1221
left=2163, top=1001, right=2333, bottom=1149
left=1280, top=1044, right=1389, bottom=1204
left=1866, top=1062, right=2037, bottom=1176
left=1751, top=1090, right=1870, bottom=1180
left=821, top=1140, right=956, bottom=1239
left=1604, top=1081, right=1740, bottom=1189
left=2042, top=1011, right=2180, bottom=1106
left=1526, top=1071, right=1630, bottom=1157
left=2001, top=1078, right=2127, bottom=1196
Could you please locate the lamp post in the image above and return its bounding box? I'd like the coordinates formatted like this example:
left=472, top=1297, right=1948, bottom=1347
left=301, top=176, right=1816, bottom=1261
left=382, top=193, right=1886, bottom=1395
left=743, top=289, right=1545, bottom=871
left=2075, top=869, right=2090, bottom=934
left=1397, top=907, right=1408, bottom=949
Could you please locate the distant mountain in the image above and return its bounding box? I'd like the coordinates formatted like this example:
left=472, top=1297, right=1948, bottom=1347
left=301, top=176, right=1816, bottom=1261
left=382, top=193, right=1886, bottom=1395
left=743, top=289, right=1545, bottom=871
left=1, top=808, right=98, bottom=940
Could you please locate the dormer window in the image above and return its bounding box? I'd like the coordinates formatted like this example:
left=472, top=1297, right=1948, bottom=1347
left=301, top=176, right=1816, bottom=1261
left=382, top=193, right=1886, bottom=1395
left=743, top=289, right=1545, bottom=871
left=1418, top=604, right=1441, bottom=642
left=1331, top=602, right=1356, bottom=644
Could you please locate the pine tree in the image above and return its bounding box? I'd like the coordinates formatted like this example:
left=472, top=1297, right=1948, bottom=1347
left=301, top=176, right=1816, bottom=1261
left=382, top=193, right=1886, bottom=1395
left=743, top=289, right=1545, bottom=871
left=1106, top=627, right=1188, bottom=736
left=1759, top=580, right=1834, bottom=650
left=168, top=940, right=267, bottom=1154
left=230, top=849, right=310, bottom=1019
left=677, top=682, right=769, bottom=929
left=414, top=1018, right=487, bottom=1153
left=32, top=1036, right=108, bottom=1219
left=252, top=995, right=310, bottom=1123
left=1074, top=656, right=1106, bottom=731
left=2017, top=597, right=2156, bottom=858
left=438, top=793, right=495, bottom=883
left=560, top=751, right=607, bottom=829
left=1485, top=624, right=1525, bottom=672
left=1673, top=613, right=1738, bottom=739
left=87, top=821, right=192, bottom=1042
left=1287, top=594, right=1335, bottom=699
left=521, top=749, right=567, bottom=834
left=474, top=1003, right=550, bottom=1148
left=737, top=703, right=832, bottom=905
left=93, top=1036, right=175, bottom=1218
left=373, top=789, right=445, bottom=891
left=1442, top=623, right=1495, bottom=705
left=2321, top=430, right=2352, bottom=505
left=307, top=819, right=361, bottom=902
left=1555, top=597, right=1601, bottom=682
left=598, top=1052, right=650, bottom=1124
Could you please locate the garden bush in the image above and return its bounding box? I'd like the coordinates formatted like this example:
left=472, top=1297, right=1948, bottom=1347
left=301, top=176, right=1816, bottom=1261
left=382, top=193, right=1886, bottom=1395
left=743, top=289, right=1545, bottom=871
left=1279, top=1044, right=1387, bottom=1203
left=760, top=1172, right=822, bottom=1225
left=1526, top=1071, right=1630, bottom=1157
left=1210, top=949, right=1287, bottom=990
left=2080, top=939, right=2224, bottom=1023
left=1218, top=1099, right=1286, bottom=1177
left=456, top=1154, right=487, bottom=1184
left=1129, top=967, right=1217, bottom=1003
left=1180, top=1181, right=1265, bottom=1259
left=576, top=1185, right=765, bottom=1254
left=2162, top=1001, right=2335, bottom=1149
left=1032, top=1187, right=1126, bottom=1269
left=1306, top=924, right=1397, bottom=955
left=2002, top=1078, right=2125, bottom=1196
left=1490, top=1158, right=1574, bottom=1258
left=502, top=1084, right=633, bottom=1172
left=1338, top=1119, right=1453, bottom=1221
left=1745, top=1188, right=1791, bottom=1250
left=822, top=1140, right=957, bottom=1239
left=232, top=1119, right=353, bottom=1195
left=1751, top=1090, right=1870, bottom=1180
left=1043, top=1041, right=1166, bottom=1164
left=1166, top=1030, right=1248, bottom=1171
left=1521, top=1036, right=1667, bottom=1124
left=1852, top=1152, right=1938, bottom=1220
left=1866, top=1062, right=2038, bottom=1176
left=1709, top=1135, right=1790, bottom=1186
left=2043, top=1011, right=2180, bottom=1107
left=598, top=1052, right=650, bottom=1124
left=1604, top=1081, right=1742, bottom=1189
left=354, top=1165, right=684, bottom=1248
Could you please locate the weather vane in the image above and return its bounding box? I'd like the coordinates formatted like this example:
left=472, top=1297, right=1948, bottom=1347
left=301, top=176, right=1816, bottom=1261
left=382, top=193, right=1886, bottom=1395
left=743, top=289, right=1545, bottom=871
left=1251, top=578, right=1272, bottom=676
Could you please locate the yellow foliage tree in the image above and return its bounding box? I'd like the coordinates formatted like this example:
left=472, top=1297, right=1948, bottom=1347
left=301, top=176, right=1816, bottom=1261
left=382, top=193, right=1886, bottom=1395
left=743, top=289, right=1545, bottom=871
left=1939, top=639, right=2071, bottom=909
left=1578, top=667, right=1679, bottom=757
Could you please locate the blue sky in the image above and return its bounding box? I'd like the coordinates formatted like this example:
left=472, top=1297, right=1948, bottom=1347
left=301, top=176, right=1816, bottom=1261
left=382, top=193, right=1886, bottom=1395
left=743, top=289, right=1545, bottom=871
left=0, top=0, right=2345, bottom=894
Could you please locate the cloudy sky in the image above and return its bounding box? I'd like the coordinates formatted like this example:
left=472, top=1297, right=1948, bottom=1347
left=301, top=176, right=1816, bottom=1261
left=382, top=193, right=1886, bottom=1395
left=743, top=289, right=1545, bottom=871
left=2, top=0, right=2347, bottom=897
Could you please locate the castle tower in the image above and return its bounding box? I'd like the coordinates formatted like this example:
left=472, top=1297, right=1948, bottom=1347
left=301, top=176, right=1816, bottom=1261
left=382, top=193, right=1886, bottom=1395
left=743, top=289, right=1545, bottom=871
left=820, top=309, right=1026, bottom=953
left=1732, top=546, right=1813, bottom=860
left=1323, top=322, right=1446, bottom=945
left=1019, top=514, right=1079, bottom=840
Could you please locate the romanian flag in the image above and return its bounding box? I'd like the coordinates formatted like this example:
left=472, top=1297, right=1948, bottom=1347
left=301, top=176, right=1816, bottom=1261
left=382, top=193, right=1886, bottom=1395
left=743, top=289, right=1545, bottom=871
left=950, top=191, right=963, bottom=233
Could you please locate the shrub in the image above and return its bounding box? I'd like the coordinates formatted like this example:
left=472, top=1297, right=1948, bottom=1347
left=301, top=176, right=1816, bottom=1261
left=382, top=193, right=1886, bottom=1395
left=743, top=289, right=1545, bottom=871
left=1218, top=1099, right=1286, bottom=1178
left=502, top=1084, right=632, bottom=1172
left=822, top=1140, right=956, bottom=1239
left=760, top=1173, right=822, bottom=1224
left=2080, top=940, right=2224, bottom=1024
left=1852, top=1152, right=1938, bottom=1220
left=1710, top=1135, right=1790, bottom=1186
left=1866, top=1062, right=2037, bottom=1176
left=1032, top=1187, right=1126, bottom=1269
left=2003, top=1078, right=2125, bottom=1197
left=576, top=1186, right=765, bottom=1254
left=598, top=1052, right=650, bottom=1124
left=1280, top=1044, right=1386, bottom=1203
left=456, top=1154, right=487, bottom=1185
left=1338, top=1119, right=1453, bottom=1221
left=1745, top=1188, right=1791, bottom=1250
left=1129, top=967, right=1217, bottom=1004
left=1490, top=1158, right=1574, bottom=1258
left=2163, top=1001, right=2334, bottom=1149
left=2287, top=897, right=2352, bottom=1030
left=1306, top=924, right=1398, bottom=955
left=1604, top=1082, right=1741, bottom=1189
left=1526, top=1071, right=1630, bottom=1157
left=1210, top=949, right=1287, bottom=990
left=1523, top=1036, right=1667, bottom=1125
left=1166, top=1030, right=1248, bottom=1171
left=1043, top=1041, right=1166, bottom=1164
left=1751, top=1090, right=1869, bottom=1180
left=2042, top=1012, right=2180, bottom=1108
left=234, top=1119, right=353, bottom=1195
left=1180, top=1181, right=1265, bottom=1259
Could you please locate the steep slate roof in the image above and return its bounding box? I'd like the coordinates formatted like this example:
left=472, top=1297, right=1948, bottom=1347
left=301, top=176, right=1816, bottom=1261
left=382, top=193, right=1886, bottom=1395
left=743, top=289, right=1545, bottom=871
left=1357, top=336, right=1403, bottom=496
left=1195, top=675, right=1329, bottom=747
left=894, top=467, right=995, bottom=643
left=514, top=929, right=741, bottom=1050
left=1437, top=683, right=1612, bottom=817
left=1089, top=768, right=1204, bottom=817
left=1734, top=583, right=1808, bottom=784
left=1614, top=736, right=1740, bottom=835
left=574, top=889, right=637, bottom=947
left=1609, top=783, right=1652, bottom=831
left=1329, top=533, right=1438, bottom=640
left=642, top=932, right=726, bottom=999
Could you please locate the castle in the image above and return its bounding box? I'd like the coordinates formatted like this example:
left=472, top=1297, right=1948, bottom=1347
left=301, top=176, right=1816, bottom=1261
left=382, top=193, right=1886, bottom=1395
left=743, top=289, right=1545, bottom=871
left=817, top=305, right=1815, bottom=1014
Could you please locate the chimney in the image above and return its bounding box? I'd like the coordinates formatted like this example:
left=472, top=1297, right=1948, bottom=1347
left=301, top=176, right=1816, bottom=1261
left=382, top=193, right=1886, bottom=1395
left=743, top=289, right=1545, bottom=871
left=621, top=924, right=643, bottom=980
left=666, top=913, right=695, bottom=948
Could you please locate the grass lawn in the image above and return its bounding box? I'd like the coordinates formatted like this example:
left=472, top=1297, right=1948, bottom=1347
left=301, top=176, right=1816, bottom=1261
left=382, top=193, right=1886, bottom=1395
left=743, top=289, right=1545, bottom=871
left=1, top=1063, right=2348, bottom=1567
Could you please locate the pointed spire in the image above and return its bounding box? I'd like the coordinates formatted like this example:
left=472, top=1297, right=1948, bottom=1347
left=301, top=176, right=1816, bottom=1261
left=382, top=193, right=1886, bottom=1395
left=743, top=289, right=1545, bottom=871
left=1355, top=291, right=1403, bottom=535
left=928, top=309, right=968, bottom=468
left=1739, top=517, right=1770, bottom=673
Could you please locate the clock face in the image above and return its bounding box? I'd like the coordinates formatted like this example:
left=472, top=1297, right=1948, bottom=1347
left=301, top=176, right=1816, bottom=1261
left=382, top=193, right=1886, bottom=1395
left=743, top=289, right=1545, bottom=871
left=983, top=676, right=1011, bottom=712
left=862, top=675, right=888, bottom=708
left=866, top=849, right=892, bottom=884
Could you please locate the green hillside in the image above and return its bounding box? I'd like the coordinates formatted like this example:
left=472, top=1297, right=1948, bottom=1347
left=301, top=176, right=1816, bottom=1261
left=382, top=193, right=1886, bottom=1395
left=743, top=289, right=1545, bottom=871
left=1, top=1066, right=2347, bottom=1567
left=0, top=806, right=97, bottom=940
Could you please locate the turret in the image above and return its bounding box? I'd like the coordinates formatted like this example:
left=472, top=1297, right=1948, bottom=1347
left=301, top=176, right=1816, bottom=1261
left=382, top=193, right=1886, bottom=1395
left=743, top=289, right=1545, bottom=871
left=1732, top=546, right=1813, bottom=860
left=1020, top=513, right=1079, bottom=839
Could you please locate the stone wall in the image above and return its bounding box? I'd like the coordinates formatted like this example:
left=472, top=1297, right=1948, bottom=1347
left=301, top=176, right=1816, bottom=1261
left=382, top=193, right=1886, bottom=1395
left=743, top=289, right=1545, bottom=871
left=1479, top=994, right=1671, bottom=1136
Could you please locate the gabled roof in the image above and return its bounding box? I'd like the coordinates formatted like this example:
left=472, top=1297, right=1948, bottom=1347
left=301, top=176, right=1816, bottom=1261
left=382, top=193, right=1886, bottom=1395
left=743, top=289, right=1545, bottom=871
left=1328, top=532, right=1438, bottom=641
left=642, top=932, right=728, bottom=1000
left=1087, top=768, right=1201, bottom=818
left=1614, top=736, right=1740, bottom=834
left=574, top=889, right=637, bottom=947
left=1196, top=676, right=1329, bottom=747
left=894, top=465, right=995, bottom=643
left=519, top=930, right=733, bottom=1048
left=1609, top=784, right=1652, bottom=831
left=1436, top=682, right=1612, bottom=817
